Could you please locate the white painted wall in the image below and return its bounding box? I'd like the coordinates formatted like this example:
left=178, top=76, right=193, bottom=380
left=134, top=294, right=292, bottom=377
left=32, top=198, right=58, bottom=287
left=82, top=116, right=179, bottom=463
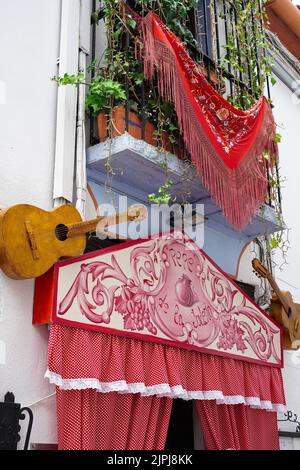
left=267, top=75, right=300, bottom=447
left=0, top=0, right=63, bottom=447
left=271, top=80, right=300, bottom=302
left=279, top=350, right=300, bottom=450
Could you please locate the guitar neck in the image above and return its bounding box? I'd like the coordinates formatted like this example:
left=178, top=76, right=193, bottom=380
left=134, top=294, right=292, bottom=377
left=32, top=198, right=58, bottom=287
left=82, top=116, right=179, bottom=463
left=67, top=211, right=137, bottom=238
left=67, top=217, right=101, bottom=237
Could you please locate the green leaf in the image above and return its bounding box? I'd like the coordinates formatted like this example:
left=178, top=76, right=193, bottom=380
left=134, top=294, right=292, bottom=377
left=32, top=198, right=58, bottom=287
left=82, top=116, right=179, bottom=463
left=274, top=133, right=282, bottom=144
left=127, top=18, right=137, bottom=29
left=271, top=75, right=277, bottom=86
left=165, top=179, right=173, bottom=188
left=269, top=236, right=280, bottom=250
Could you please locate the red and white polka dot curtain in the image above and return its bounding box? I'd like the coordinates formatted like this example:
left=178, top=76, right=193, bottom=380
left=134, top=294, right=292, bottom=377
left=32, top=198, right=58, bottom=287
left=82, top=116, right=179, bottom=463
left=195, top=401, right=280, bottom=450
left=46, top=324, right=285, bottom=450
left=56, top=389, right=172, bottom=450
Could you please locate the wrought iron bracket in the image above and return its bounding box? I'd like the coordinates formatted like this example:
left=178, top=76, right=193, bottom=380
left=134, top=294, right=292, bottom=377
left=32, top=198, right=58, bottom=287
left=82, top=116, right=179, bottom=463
left=0, top=392, right=33, bottom=450
left=278, top=410, right=300, bottom=434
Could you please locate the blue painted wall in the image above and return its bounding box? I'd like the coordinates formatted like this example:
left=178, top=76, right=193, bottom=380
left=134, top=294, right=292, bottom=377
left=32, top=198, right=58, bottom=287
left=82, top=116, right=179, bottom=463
left=88, top=180, right=246, bottom=276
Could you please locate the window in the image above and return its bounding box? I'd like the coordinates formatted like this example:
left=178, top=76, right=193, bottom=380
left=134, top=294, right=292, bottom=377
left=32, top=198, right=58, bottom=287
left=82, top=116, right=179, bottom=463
left=196, top=0, right=213, bottom=59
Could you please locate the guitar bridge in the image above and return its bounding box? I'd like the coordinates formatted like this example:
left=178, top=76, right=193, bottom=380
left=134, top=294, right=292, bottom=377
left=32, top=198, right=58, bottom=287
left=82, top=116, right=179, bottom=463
left=25, top=221, right=39, bottom=260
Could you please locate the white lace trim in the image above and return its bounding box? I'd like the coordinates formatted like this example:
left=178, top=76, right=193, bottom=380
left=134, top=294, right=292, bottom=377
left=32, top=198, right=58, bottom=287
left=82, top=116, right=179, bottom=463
left=45, top=370, right=285, bottom=413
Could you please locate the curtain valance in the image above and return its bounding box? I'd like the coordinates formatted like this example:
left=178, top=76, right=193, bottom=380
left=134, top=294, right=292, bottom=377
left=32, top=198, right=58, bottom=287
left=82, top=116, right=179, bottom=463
left=46, top=323, right=285, bottom=413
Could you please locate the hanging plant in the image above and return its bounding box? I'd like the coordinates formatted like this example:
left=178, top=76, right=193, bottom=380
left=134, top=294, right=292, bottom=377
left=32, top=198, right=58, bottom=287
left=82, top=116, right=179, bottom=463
left=52, top=73, right=126, bottom=115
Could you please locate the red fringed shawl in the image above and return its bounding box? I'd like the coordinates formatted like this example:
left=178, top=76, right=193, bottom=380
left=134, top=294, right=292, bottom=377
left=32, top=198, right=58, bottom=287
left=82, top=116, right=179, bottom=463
left=140, top=12, right=278, bottom=230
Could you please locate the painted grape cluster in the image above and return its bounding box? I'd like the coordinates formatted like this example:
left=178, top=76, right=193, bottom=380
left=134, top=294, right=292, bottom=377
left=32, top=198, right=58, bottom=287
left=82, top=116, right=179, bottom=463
left=115, top=281, right=158, bottom=335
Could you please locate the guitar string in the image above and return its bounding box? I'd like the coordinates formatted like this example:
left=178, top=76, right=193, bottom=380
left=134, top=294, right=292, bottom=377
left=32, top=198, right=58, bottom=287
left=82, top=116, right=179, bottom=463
left=18, top=207, right=147, bottom=242
left=28, top=211, right=144, bottom=238
left=32, top=223, right=133, bottom=241
left=28, top=222, right=102, bottom=240
left=28, top=216, right=144, bottom=241
left=35, top=214, right=143, bottom=237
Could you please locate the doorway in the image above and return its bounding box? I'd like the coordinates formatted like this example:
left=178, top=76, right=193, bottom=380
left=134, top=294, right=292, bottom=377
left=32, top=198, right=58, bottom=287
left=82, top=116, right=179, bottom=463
left=165, top=399, right=205, bottom=450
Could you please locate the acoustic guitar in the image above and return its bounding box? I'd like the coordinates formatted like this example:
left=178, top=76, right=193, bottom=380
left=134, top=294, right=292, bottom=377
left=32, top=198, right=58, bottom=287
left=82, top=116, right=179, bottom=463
left=252, top=258, right=300, bottom=349
left=0, top=203, right=147, bottom=280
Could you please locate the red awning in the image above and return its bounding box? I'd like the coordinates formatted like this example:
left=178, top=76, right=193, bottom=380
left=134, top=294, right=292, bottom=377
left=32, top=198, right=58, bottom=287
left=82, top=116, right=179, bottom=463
left=44, top=230, right=285, bottom=412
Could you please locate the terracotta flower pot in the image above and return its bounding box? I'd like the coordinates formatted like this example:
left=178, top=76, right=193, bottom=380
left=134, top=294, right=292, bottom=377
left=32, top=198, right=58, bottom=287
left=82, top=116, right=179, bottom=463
left=97, top=106, right=143, bottom=141
left=144, top=121, right=156, bottom=146
left=97, top=113, right=108, bottom=143
left=96, top=106, right=178, bottom=155
left=111, top=105, right=126, bottom=138
left=161, top=130, right=172, bottom=153
left=127, top=110, right=142, bottom=140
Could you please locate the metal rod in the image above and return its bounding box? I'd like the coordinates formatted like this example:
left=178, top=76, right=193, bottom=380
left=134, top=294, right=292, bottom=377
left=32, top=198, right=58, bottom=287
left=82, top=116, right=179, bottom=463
left=20, top=407, right=34, bottom=451
left=125, top=30, right=130, bottom=132
left=251, top=4, right=261, bottom=96
left=279, top=431, right=300, bottom=438
left=90, top=0, right=97, bottom=146
left=222, top=0, right=233, bottom=97
left=141, top=80, right=145, bottom=140
left=266, top=68, right=272, bottom=103
left=228, top=3, right=242, bottom=105
left=241, top=0, right=253, bottom=95
left=265, top=159, right=272, bottom=206
left=258, top=0, right=272, bottom=101
left=232, top=3, right=244, bottom=108
left=213, top=0, right=221, bottom=63
left=202, top=0, right=211, bottom=82
left=275, top=158, right=282, bottom=213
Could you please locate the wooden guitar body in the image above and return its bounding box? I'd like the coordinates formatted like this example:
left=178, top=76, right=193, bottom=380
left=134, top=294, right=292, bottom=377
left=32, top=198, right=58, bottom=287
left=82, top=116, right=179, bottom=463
left=270, top=291, right=293, bottom=329
left=271, top=294, right=293, bottom=349
left=270, top=294, right=300, bottom=349
left=252, top=259, right=300, bottom=349
left=0, top=204, right=85, bottom=280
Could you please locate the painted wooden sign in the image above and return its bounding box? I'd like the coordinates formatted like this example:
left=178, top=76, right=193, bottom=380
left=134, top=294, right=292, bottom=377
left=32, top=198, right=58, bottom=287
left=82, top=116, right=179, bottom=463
left=46, top=230, right=282, bottom=367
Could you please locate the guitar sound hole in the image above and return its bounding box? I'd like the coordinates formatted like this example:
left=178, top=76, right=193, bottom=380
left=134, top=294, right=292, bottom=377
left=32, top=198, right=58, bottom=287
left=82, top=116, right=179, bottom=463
left=55, top=224, right=69, bottom=241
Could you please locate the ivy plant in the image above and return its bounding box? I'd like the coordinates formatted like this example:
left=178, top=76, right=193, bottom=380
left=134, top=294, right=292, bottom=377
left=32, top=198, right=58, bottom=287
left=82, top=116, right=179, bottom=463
left=219, top=0, right=274, bottom=110
left=52, top=73, right=126, bottom=116
left=148, top=179, right=174, bottom=205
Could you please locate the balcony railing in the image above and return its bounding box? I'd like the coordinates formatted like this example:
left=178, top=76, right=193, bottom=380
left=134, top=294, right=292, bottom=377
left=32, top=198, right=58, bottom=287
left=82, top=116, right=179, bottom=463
left=89, top=0, right=282, bottom=214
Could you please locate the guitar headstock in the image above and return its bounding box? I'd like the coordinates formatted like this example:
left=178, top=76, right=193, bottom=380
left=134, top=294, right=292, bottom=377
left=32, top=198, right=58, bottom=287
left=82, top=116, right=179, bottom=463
left=128, top=204, right=148, bottom=222
left=252, top=258, right=269, bottom=279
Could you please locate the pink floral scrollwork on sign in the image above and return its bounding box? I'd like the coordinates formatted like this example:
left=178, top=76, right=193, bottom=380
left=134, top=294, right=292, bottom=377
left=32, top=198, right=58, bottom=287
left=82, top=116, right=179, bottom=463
left=54, top=230, right=282, bottom=367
